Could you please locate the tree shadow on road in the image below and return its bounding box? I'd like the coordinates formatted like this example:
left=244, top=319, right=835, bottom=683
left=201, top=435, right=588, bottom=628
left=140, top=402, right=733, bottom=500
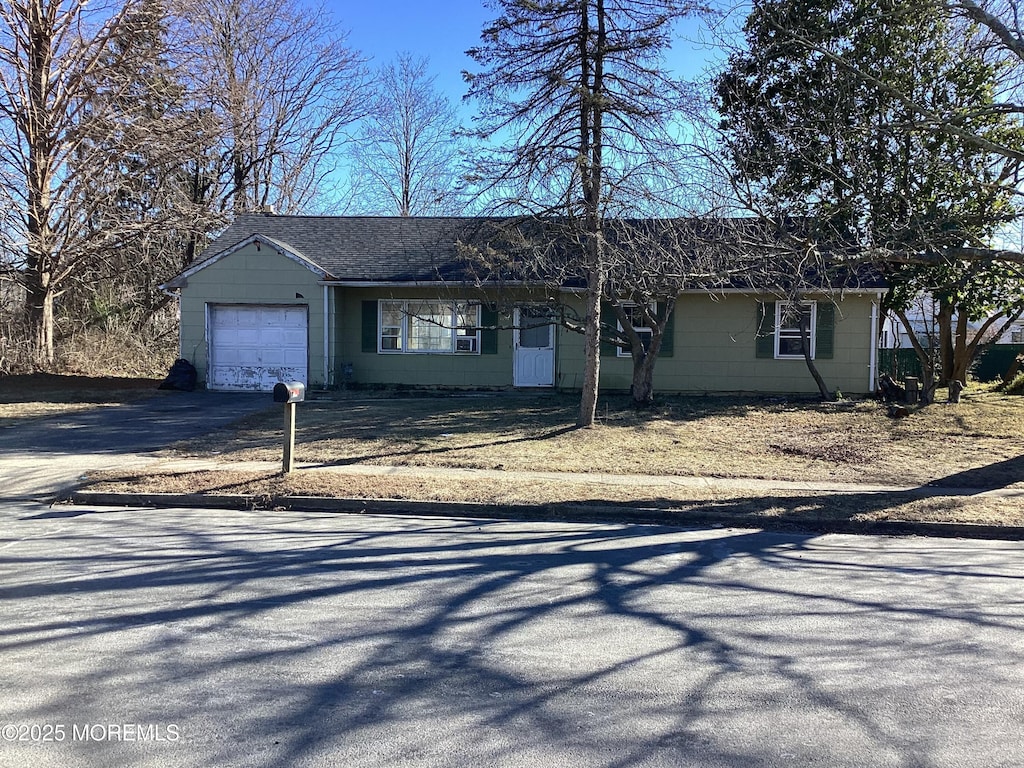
left=0, top=510, right=1021, bottom=767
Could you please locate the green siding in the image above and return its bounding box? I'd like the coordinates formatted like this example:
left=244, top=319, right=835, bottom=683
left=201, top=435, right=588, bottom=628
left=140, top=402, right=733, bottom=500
left=658, top=302, right=674, bottom=357
left=179, top=247, right=880, bottom=395
left=599, top=301, right=617, bottom=357
left=558, top=292, right=878, bottom=395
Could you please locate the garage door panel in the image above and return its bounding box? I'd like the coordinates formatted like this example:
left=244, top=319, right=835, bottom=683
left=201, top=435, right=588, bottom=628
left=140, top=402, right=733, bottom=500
left=209, top=305, right=308, bottom=391
left=261, top=349, right=285, bottom=365
left=237, top=329, right=263, bottom=347
left=261, top=328, right=286, bottom=346
left=217, top=348, right=240, bottom=366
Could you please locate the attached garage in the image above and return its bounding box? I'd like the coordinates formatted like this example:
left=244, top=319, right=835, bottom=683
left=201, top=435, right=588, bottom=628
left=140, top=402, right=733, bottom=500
left=207, top=305, right=308, bottom=391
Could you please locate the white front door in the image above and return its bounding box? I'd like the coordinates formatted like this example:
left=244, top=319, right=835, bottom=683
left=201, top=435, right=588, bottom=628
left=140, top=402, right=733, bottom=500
left=513, top=307, right=555, bottom=387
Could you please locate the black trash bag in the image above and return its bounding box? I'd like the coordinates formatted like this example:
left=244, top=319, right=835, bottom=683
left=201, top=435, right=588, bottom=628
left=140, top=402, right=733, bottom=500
left=159, top=359, right=198, bottom=391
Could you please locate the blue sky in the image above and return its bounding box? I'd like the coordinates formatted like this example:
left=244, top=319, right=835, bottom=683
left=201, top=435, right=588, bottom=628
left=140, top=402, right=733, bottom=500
left=328, top=1, right=724, bottom=112
left=331, top=0, right=492, bottom=104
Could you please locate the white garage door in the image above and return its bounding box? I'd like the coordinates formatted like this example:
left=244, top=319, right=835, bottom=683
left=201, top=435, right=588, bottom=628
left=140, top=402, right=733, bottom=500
left=208, top=305, right=308, bottom=391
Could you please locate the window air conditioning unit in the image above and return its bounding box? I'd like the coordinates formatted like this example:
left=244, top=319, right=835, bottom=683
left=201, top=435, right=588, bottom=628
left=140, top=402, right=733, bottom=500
left=456, top=337, right=477, bottom=352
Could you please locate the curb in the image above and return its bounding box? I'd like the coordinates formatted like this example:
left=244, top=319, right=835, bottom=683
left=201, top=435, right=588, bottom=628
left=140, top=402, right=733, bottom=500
left=68, top=490, right=1024, bottom=541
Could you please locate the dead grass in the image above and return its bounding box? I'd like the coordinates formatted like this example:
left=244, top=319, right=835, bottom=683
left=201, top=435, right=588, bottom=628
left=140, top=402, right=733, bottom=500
left=84, top=467, right=1024, bottom=529
left=167, top=388, right=1024, bottom=489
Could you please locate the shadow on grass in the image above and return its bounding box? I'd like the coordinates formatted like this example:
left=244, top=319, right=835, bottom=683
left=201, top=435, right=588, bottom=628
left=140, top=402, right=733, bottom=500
left=183, top=393, right=828, bottom=459
left=306, top=425, right=582, bottom=467
left=925, top=454, right=1024, bottom=492
left=74, top=470, right=279, bottom=498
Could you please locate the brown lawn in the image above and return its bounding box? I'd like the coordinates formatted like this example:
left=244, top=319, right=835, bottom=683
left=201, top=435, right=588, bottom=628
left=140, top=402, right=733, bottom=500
left=23, top=378, right=1019, bottom=529
left=79, top=387, right=1024, bottom=532
left=167, top=387, right=1024, bottom=488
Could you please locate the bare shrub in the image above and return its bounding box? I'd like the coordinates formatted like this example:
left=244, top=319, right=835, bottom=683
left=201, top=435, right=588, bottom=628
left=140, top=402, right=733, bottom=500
left=0, top=282, right=35, bottom=375
left=53, top=308, right=178, bottom=378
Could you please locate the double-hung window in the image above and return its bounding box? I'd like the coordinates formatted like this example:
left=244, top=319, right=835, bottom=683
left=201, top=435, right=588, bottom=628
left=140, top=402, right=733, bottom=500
left=616, top=302, right=655, bottom=358
left=775, top=301, right=816, bottom=359
left=378, top=300, right=480, bottom=354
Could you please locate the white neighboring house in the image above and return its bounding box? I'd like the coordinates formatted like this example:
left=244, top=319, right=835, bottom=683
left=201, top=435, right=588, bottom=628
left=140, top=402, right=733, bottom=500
left=994, top=321, right=1024, bottom=344
left=877, top=295, right=1019, bottom=348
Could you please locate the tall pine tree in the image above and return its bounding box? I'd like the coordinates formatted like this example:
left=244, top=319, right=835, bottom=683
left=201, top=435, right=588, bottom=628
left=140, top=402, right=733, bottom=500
left=465, top=0, right=701, bottom=422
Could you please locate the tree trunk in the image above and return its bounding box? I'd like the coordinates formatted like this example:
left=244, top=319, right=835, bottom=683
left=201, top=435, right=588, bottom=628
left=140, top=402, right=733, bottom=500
left=894, top=307, right=936, bottom=405
left=24, top=0, right=57, bottom=368
left=631, top=352, right=657, bottom=405
left=799, top=312, right=831, bottom=400
left=937, top=298, right=954, bottom=386
left=626, top=302, right=669, bottom=406
left=576, top=3, right=605, bottom=428
left=26, top=276, right=55, bottom=369
left=577, top=287, right=602, bottom=426
left=577, top=262, right=603, bottom=427
left=948, top=308, right=973, bottom=385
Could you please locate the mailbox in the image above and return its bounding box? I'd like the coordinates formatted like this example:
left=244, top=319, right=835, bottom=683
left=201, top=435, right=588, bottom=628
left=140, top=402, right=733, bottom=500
left=273, top=381, right=306, bottom=403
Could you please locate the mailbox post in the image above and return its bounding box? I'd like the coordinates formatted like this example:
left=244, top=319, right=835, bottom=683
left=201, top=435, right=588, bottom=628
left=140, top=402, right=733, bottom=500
left=272, top=381, right=305, bottom=473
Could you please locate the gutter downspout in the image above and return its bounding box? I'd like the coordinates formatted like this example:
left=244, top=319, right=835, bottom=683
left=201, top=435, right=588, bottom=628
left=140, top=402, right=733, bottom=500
left=869, top=300, right=879, bottom=393
left=323, top=284, right=332, bottom=388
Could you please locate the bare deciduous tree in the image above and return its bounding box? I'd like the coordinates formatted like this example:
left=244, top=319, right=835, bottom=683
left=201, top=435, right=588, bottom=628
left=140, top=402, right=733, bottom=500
left=0, top=0, right=149, bottom=366
left=348, top=53, right=467, bottom=216
left=66, top=0, right=215, bottom=341
left=168, top=0, right=368, bottom=215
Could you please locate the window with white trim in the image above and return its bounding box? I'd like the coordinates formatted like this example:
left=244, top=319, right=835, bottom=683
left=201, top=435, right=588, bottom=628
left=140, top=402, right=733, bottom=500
left=616, top=302, right=655, bottom=358
left=378, top=300, right=480, bottom=354
left=776, top=301, right=816, bottom=359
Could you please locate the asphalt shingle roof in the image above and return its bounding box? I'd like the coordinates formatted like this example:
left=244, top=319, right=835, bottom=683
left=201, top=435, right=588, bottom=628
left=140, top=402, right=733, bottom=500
left=196, top=214, right=488, bottom=282
left=188, top=213, right=887, bottom=291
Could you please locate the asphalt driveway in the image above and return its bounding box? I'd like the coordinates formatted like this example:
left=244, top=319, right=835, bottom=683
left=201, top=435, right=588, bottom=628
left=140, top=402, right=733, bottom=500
left=0, top=390, right=271, bottom=500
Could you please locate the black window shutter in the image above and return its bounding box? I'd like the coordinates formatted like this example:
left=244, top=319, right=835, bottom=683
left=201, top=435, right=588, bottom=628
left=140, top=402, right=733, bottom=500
left=361, top=300, right=378, bottom=353
left=756, top=301, right=776, bottom=358
left=480, top=304, right=499, bottom=355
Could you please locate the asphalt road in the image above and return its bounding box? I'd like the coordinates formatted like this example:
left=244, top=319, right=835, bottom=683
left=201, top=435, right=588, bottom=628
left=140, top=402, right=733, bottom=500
left=0, top=504, right=1021, bottom=768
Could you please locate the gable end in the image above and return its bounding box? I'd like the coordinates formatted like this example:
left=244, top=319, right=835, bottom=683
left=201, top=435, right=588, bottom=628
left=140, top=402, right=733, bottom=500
left=162, top=233, right=333, bottom=290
